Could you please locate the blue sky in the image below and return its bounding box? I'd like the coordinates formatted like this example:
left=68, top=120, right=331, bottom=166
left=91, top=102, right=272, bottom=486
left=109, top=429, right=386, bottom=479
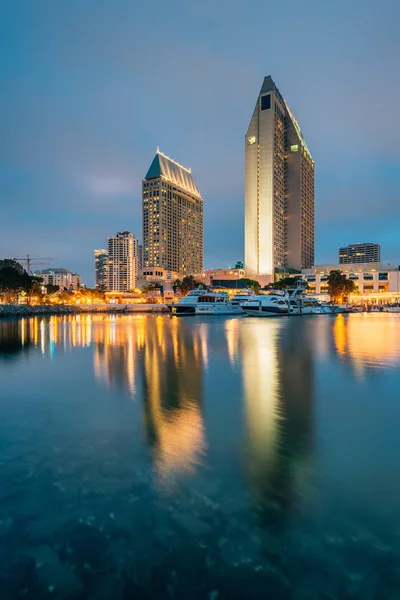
left=1, top=0, right=399, bottom=284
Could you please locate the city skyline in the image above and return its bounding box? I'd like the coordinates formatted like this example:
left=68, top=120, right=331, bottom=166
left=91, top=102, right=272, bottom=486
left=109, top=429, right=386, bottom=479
left=1, top=1, right=399, bottom=284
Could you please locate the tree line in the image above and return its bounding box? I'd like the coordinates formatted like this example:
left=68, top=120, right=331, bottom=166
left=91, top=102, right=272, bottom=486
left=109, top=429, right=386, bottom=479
left=0, top=259, right=43, bottom=304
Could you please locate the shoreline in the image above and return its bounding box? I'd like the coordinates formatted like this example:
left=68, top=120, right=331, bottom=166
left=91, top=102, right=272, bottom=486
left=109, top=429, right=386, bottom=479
left=0, top=304, right=170, bottom=318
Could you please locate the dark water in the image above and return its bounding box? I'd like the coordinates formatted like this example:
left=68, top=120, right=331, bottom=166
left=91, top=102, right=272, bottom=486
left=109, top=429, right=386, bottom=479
left=1, top=314, right=400, bottom=600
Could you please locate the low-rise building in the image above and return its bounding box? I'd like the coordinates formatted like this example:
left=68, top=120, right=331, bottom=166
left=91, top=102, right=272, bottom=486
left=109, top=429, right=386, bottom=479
left=137, top=266, right=180, bottom=289
left=197, top=268, right=245, bottom=286
left=302, top=263, right=400, bottom=303
left=35, top=268, right=81, bottom=290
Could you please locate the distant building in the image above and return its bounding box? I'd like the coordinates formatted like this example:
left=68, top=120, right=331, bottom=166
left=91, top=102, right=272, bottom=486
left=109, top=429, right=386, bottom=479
left=94, top=249, right=108, bottom=290
left=302, top=263, right=400, bottom=296
left=130, top=235, right=139, bottom=281
left=137, top=266, right=179, bottom=290
left=339, top=243, right=380, bottom=264
left=143, top=149, right=204, bottom=276
left=107, top=231, right=136, bottom=292
left=35, top=268, right=81, bottom=290
left=138, top=244, right=143, bottom=269
left=245, top=75, right=314, bottom=285
left=197, top=268, right=245, bottom=286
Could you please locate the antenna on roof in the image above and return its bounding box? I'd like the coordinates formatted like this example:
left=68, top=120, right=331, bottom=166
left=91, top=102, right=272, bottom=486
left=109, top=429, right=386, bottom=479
left=156, top=146, right=160, bottom=153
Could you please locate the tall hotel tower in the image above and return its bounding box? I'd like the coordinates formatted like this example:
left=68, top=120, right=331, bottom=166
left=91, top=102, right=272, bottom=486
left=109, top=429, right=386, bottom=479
left=107, top=231, right=137, bottom=291
left=245, top=76, right=314, bottom=283
left=142, top=149, right=204, bottom=276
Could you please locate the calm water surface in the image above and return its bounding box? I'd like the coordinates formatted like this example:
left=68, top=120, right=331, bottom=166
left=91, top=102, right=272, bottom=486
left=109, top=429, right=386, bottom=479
left=1, top=314, right=400, bottom=599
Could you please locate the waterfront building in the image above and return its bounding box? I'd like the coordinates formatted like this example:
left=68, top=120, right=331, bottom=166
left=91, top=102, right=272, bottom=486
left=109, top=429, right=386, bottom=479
left=339, top=243, right=380, bottom=265
left=35, top=268, right=81, bottom=290
left=137, top=266, right=180, bottom=290
left=302, top=263, right=400, bottom=298
left=107, top=231, right=136, bottom=292
left=197, top=268, right=245, bottom=286
left=142, top=149, right=204, bottom=276
left=245, top=76, right=314, bottom=285
left=94, top=249, right=108, bottom=290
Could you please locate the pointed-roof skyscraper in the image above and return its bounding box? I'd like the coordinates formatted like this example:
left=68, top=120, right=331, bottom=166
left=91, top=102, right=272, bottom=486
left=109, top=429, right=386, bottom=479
left=142, top=149, right=204, bottom=276
left=245, top=76, right=314, bottom=284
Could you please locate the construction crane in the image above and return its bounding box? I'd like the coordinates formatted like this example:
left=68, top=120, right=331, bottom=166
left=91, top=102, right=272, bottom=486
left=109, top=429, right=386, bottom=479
left=12, top=254, right=58, bottom=275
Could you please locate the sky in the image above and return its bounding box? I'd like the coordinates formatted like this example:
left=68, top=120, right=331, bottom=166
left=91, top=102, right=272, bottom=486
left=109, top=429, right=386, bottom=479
left=1, top=0, right=399, bottom=285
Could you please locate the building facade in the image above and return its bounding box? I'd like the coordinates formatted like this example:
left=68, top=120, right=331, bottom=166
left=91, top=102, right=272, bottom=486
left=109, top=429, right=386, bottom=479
left=107, top=231, right=136, bottom=292
left=339, top=243, right=380, bottom=264
left=245, top=76, right=314, bottom=284
left=94, top=249, right=108, bottom=290
left=142, top=149, right=204, bottom=276
left=35, top=268, right=81, bottom=290
left=302, top=263, right=400, bottom=295
left=136, top=266, right=180, bottom=290
left=138, top=245, right=143, bottom=269
left=197, top=268, right=245, bottom=286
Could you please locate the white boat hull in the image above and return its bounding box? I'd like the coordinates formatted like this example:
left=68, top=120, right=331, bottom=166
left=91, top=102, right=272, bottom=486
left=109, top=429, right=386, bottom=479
left=243, top=302, right=331, bottom=317
left=195, top=305, right=243, bottom=316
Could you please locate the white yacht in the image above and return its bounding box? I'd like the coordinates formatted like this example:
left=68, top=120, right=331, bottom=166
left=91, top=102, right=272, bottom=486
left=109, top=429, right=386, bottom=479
left=242, top=284, right=328, bottom=317
left=384, top=304, right=400, bottom=313
left=230, top=288, right=257, bottom=306
left=172, top=289, right=242, bottom=316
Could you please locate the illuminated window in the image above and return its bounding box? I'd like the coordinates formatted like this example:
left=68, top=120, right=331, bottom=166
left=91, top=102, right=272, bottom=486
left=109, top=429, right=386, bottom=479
left=291, top=145, right=299, bottom=152
left=247, top=136, right=256, bottom=145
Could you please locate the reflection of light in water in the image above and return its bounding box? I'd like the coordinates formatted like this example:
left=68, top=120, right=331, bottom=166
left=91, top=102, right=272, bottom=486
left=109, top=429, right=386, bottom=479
left=40, top=320, right=45, bottom=355
left=334, top=314, right=400, bottom=374
left=312, top=317, right=331, bottom=359
left=241, top=323, right=280, bottom=474
left=198, top=323, right=208, bottom=369
left=225, top=319, right=240, bottom=366
left=20, top=319, right=26, bottom=346
left=142, top=319, right=206, bottom=484
left=32, top=317, right=39, bottom=346
left=334, top=315, right=346, bottom=356
left=92, top=316, right=138, bottom=398
left=151, top=401, right=205, bottom=482
left=13, top=315, right=206, bottom=476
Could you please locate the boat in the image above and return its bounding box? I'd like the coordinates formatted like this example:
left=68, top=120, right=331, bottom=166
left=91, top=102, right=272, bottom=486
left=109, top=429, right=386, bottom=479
left=230, top=288, right=257, bottom=306
left=383, top=304, right=400, bottom=313
left=171, top=289, right=243, bottom=316
left=320, top=302, right=350, bottom=314
left=242, top=283, right=329, bottom=317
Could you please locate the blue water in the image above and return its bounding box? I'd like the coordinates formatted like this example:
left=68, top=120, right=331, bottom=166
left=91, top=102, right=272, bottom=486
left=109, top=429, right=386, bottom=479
left=1, top=313, right=400, bottom=599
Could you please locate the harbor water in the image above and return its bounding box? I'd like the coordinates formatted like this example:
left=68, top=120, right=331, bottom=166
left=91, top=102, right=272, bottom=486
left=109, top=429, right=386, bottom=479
left=1, top=313, right=400, bottom=599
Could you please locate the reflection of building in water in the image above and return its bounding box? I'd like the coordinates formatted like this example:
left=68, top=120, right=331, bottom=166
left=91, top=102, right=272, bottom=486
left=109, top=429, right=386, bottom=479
left=334, top=314, right=400, bottom=375
left=91, top=315, right=206, bottom=480
left=0, top=318, right=35, bottom=357
left=141, top=317, right=206, bottom=483
left=0, top=314, right=105, bottom=360
left=240, top=319, right=314, bottom=523
left=93, top=316, right=141, bottom=396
